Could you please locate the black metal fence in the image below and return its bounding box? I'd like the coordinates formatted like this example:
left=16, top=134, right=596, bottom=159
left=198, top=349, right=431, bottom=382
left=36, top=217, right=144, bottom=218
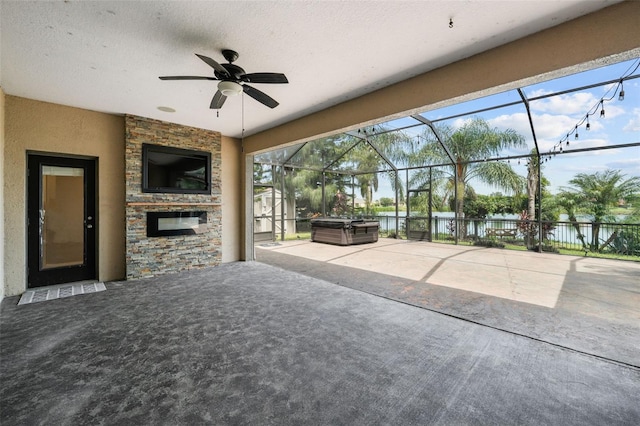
left=260, top=216, right=639, bottom=260
left=424, top=216, right=640, bottom=258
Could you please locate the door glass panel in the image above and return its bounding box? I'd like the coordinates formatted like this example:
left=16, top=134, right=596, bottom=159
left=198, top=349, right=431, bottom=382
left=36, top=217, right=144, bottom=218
left=41, top=165, right=84, bottom=269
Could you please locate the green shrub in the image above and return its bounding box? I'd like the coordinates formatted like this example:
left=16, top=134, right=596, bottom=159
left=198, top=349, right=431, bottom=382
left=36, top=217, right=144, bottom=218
left=474, top=239, right=505, bottom=249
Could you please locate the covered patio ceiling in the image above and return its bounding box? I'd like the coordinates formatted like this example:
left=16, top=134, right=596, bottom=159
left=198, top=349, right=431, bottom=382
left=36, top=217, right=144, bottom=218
left=0, top=1, right=626, bottom=138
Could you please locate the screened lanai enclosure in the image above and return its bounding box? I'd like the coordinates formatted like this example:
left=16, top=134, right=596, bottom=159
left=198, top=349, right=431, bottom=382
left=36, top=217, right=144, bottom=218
left=253, top=58, right=640, bottom=261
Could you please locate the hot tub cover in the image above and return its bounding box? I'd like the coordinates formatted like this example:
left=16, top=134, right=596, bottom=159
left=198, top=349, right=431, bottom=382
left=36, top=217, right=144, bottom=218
left=310, top=218, right=365, bottom=229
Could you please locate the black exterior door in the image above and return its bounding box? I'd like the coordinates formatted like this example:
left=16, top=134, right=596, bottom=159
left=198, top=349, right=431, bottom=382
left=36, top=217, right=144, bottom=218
left=27, top=155, right=97, bottom=288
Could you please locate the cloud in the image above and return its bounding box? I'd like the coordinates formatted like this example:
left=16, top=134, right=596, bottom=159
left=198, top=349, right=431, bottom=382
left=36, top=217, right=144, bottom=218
left=559, top=163, right=608, bottom=174
left=622, top=108, right=640, bottom=132
left=530, top=92, right=596, bottom=115
left=451, top=117, right=473, bottom=130
left=606, top=158, right=640, bottom=174
left=527, top=88, right=553, bottom=98
left=551, top=160, right=640, bottom=182
left=541, top=138, right=611, bottom=156
left=488, top=112, right=531, bottom=136
left=598, top=103, right=626, bottom=119
left=564, top=138, right=610, bottom=150
left=529, top=91, right=626, bottom=119
left=488, top=112, right=602, bottom=148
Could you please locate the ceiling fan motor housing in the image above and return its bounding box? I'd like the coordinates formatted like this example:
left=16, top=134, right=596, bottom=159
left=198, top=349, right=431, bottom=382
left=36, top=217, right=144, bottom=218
left=215, top=63, right=246, bottom=81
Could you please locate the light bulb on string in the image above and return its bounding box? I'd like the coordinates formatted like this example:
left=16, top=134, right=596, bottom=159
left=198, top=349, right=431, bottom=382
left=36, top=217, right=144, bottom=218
left=619, top=81, right=625, bottom=101
left=600, top=100, right=605, bottom=118
left=586, top=116, right=590, bottom=131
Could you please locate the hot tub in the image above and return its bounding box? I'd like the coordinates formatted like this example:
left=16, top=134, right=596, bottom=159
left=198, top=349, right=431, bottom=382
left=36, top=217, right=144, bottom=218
left=310, top=218, right=379, bottom=246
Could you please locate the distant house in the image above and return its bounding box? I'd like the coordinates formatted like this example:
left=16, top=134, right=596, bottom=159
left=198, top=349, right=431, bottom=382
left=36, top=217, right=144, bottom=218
left=353, top=198, right=367, bottom=208
left=253, top=189, right=296, bottom=238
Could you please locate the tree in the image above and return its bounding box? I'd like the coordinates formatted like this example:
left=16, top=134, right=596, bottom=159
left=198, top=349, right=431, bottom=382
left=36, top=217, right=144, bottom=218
left=559, top=170, right=640, bottom=251
left=526, top=150, right=541, bottom=221
left=379, top=197, right=394, bottom=207
left=349, top=128, right=410, bottom=214
left=463, top=193, right=519, bottom=219
left=408, top=118, right=526, bottom=234
left=268, top=135, right=357, bottom=218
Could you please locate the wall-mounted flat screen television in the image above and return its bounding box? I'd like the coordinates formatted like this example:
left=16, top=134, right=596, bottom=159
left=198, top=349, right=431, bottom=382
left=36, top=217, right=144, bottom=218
left=142, top=144, right=211, bottom=194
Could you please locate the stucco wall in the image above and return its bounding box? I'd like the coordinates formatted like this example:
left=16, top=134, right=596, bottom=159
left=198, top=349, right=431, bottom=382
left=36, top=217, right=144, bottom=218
left=221, top=135, right=242, bottom=262
left=4, top=96, right=125, bottom=297
left=0, top=88, right=5, bottom=303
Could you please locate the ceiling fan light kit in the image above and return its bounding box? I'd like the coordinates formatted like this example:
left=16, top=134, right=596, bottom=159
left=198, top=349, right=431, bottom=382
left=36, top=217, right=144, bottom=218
left=159, top=49, right=288, bottom=110
left=218, top=80, right=243, bottom=96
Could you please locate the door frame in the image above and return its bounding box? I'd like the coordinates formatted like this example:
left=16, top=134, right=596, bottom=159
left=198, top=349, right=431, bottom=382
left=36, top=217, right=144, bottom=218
left=406, top=188, right=432, bottom=241
left=26, top=152, right=98, bottom=288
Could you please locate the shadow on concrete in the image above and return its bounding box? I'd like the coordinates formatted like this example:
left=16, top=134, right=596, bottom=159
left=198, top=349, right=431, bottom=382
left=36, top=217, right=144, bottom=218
left=256, top=241, right=640, bottom=367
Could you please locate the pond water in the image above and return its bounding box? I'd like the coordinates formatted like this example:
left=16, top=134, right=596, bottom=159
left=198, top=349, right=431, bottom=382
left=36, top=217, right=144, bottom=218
left=367, top=211, right=631, bottom=247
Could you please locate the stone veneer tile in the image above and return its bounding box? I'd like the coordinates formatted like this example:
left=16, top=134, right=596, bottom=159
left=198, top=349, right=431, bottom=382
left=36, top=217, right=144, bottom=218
left=125, top=115, right=222, bottom=279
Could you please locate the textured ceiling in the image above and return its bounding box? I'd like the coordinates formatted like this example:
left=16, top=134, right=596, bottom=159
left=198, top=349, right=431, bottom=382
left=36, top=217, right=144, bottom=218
left=0, top=1, right=620, bottom=138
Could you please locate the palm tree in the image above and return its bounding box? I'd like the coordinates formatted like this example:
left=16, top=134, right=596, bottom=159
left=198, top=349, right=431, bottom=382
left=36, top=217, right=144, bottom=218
left=411, top=118, right=526, bottom=222
left=526, top=150, right=541, bottom=221
left=560, top=170, right=640, bottom=251
left=351, top=143, right=380, bottom=215
left=553, top=190, right=589, bottom=250
left=350, top=128, right=411, bottom=214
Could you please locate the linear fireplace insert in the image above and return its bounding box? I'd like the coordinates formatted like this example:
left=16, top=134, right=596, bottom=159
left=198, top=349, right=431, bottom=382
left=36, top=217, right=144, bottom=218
left=147, top=211, right=207, bottom=237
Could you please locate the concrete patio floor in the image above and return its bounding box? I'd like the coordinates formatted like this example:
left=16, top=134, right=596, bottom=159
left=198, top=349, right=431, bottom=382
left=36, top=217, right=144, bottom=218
left=2, top=261, right=639, bottom=425
left=256, top=238, right=640, bottom=367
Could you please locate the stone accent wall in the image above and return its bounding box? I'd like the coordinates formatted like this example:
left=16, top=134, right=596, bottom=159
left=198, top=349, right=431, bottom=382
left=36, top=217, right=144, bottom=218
left=125, top=115, right=222, bottom=279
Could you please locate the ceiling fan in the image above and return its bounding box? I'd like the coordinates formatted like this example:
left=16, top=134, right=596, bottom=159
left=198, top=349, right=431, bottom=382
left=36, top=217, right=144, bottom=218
left=159, top=49, right=289, bottom=110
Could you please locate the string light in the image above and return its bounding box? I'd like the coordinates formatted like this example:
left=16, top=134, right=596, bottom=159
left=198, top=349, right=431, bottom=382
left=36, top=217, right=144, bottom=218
left=546, top=62, right=637, bottom=161
left=619, top=81, right=625, bottom=101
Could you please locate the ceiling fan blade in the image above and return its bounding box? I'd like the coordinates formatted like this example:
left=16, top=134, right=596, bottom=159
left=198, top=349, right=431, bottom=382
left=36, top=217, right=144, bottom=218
left=210, top=90, right=227, bottom=109
left=243, top=84, right=279, bottom=108
left=195, top=53, right=230, bottom=77
left=241, top=73, right=289, bottom=84
left=159, top=76, right=218, bottom=80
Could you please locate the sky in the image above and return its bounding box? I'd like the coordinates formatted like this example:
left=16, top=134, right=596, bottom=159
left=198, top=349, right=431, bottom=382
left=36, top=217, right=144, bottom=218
left=373, top=57, right=640, bottom=199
